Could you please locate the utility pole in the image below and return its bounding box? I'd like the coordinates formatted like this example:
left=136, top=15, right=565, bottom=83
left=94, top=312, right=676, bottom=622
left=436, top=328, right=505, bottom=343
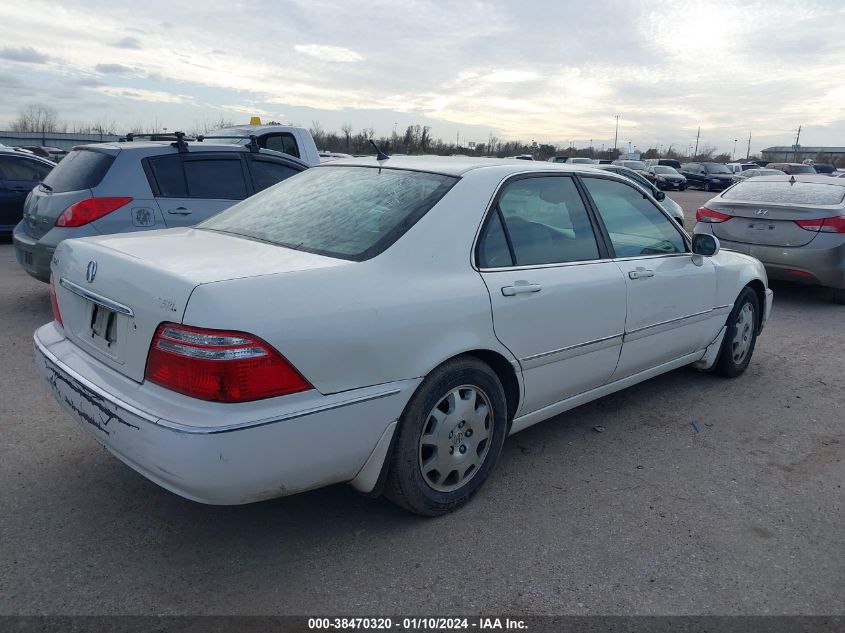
left=456, top=130, right=460, bottom=148
left=613, top=115, right=620, bottom=152
left=793, top=125, right=802, bottom=161
left=693, top=126, right=700, bottom=159
left=746, top=131, right=751, bottom=159
left=589, top=139, right=593, bottom=158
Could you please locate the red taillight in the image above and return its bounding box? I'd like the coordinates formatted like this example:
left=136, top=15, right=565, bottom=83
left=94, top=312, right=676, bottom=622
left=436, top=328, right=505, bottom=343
left=49, top=274, right=63, bottom=327
left=794, top=215, right=845, bottom=233
left=145, top=323, right=311, bottom=403
left=56, top=197, right=133, bottom=227
left=696, top=207, right=732, bottom=223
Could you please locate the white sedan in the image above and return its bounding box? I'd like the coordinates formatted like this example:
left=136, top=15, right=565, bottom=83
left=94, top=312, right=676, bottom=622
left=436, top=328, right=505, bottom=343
left=37, top=156, right=773, bottom=515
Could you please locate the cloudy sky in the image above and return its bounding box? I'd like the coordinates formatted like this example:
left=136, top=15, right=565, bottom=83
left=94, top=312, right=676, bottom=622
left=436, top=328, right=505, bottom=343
left=1, top=0, right=844, bottom=155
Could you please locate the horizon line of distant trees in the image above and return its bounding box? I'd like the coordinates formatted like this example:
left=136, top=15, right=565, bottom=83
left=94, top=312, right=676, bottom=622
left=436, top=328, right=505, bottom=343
left=6, top=101, right=760, bottom=163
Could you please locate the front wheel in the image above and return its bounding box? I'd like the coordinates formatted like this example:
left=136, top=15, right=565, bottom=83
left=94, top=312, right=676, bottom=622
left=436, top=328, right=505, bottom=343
left=384, top=357, right=508, bottom=516
left=714, top=287, right=760, bottom=377
left=704, top=181, right=712, bottom=192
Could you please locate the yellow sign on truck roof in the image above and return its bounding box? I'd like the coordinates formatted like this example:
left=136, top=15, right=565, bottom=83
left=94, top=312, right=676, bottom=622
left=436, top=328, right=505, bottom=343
left=249, top=116, right=262, bottom=125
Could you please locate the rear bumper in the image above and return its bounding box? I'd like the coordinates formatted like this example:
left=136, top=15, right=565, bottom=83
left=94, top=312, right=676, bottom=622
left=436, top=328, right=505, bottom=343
left=12, top=222, right=53, bottom=282
left=35, top=322, right=417, bottom=504
left=707, top=234, right=845, bottom=290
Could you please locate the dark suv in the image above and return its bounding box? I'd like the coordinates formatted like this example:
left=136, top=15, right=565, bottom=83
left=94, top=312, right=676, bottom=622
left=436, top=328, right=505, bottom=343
left=680, top=162, right=734, bottom=191
left=0, top=148, right=55, bottom=236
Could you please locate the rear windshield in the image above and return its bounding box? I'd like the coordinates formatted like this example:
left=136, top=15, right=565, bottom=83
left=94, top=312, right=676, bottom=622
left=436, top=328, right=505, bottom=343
left=200, top=166, right=458, bottom=261
left=788, top=164, right=816, bottom=174
left=722, top=180, right=845, bottom=205
left=41, top=149, right=114, bottom=193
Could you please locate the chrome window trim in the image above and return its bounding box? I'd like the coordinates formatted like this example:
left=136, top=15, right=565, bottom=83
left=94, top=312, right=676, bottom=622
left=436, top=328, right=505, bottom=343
left=59, top=278, right=135, bottom=317
left=478, top=257, right=615, bottom=273
left=36, top=335, right=401, bottom=435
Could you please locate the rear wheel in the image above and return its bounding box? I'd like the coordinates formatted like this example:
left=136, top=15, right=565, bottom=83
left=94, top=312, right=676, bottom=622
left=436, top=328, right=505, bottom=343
left=714, top=287, right=760, bottom=377
left=384, top=357, right=508, bottom=516
left=704, top=181, right=712, bottom=192
left=831, top=288, right=845, bottom=305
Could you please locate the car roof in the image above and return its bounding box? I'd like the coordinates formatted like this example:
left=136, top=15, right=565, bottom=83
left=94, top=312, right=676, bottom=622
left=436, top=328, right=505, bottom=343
left=0, top=147, right=56, bottom=164
left=315, top=155, right=606, bottom=177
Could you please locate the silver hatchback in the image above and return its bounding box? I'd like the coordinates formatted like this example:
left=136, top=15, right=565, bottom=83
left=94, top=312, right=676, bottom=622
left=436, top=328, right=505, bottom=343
left=13, top=138, right=307, bottom=282
left=694, top=175, right=845, bottom=303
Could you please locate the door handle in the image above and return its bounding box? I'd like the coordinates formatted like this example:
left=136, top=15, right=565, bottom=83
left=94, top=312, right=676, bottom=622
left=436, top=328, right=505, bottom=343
left=501, top=282, right=542, bottom=296
left=167, top=207, right=192, bottom=215
left=628, top=268, right=655, bottom=280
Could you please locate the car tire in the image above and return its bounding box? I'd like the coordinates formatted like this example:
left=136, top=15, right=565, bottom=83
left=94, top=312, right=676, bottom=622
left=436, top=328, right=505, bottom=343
left=831, top=288, right=845, bottom=305
left=704, top=182, right=712, bottom=192
left=714, top=286, right=760, bottom=378
left=384, top=356, right=508, bottom=516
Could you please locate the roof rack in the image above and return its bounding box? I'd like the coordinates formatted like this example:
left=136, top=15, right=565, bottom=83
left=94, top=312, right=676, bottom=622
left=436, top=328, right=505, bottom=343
left=121, top=131, right=192, bottom=153
left=196, top=134, right=260, bottom=153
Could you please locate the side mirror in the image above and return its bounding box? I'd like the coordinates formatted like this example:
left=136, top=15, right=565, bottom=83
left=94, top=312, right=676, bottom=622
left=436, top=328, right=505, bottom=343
left=692, top=233, right=720, bottom=257
left=654, top=189, right=666, bottom=201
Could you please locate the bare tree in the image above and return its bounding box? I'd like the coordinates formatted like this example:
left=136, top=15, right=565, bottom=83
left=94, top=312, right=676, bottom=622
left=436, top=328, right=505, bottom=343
left=10, top=103, right=63, bottom=133
left=341, top=123, right=353, bottom=152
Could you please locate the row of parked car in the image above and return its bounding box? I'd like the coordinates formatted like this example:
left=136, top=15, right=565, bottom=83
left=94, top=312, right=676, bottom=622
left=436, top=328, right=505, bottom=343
left=11, top=121, right=844, bottom=516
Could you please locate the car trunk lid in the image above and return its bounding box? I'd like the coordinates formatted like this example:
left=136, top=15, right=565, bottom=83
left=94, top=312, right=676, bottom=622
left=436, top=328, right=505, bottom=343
left=706, top=201, right=829, bottom=247
left=23, top=186, right=93, bottom=240
left=51, top=228, right=348, bottom=382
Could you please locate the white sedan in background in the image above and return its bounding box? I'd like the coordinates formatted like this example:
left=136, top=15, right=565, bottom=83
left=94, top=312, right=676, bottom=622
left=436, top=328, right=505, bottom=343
left=37, top=157, right=773, bottom=515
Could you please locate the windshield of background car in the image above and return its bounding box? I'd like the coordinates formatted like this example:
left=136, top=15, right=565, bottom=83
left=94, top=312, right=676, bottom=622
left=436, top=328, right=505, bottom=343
left=704, top=164, right=732, bottom=174
left=653, top=166, right=678, bottom=174
left=200, top=166, right=458, bottom=261
left=40, top=149, right=114, bottom=193
left=722, top=180, right=845, bottom=205
left=622, top=161, right=646, bottom=170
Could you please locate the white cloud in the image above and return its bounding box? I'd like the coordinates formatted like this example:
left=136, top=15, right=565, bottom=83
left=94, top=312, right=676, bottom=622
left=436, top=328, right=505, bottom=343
left=96, top=86, right=191, bottom=104
left=294, top=44, right=363, bottom=63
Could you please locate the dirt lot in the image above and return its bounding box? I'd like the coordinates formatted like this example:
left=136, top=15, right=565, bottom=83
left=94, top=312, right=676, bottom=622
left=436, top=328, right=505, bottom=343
left=0, top=197, right=842, bottom=615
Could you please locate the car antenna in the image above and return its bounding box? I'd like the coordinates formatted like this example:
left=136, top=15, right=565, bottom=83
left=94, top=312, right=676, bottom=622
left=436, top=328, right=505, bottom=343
left=369, top=139, right=389, bottom=161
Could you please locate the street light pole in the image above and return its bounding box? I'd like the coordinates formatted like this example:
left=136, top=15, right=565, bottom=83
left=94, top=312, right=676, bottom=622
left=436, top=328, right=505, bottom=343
left=733, top=138, right=738, bottom=160
left=613, top=115, right=620, bottom=152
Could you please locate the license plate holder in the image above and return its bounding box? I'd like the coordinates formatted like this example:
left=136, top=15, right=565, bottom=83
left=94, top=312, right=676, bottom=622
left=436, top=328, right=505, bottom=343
left=748, top=222, right=774, bottom=231
left=90, top=303, right=119, bottom=350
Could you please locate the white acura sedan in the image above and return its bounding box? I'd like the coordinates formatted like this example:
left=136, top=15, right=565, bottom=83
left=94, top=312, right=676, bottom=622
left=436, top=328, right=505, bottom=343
left=37, top=157, right=773, bottom=515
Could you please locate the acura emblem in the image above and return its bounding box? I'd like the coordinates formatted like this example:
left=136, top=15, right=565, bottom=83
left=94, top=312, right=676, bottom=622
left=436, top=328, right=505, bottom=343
left=85, top=260, right=98, bottom=283
left=756, top=209, right=769, bottom=216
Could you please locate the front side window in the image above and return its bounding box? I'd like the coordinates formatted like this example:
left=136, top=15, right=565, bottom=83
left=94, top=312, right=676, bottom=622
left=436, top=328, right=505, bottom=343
left=478, top=176, right=600, bottom=267
left=201, top=166, right=457, bottom=261
left=581, top=177, right=686, bottom=258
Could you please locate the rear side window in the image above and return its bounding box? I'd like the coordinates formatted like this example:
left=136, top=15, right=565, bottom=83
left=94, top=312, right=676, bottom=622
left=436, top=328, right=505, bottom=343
left=722, top=181, right=845, bottom=205
left=41, top=149, right=114, bottom=193
left=263, top=134, right=300, bottom=158
left=147, top=155, right=248, bottom=199
left=248, top=159, right=301, bottom=192
left=200, top=166, right=457, bottom=261
left=479, top=176, right=600, bottom=267
left=0, top=157, right=52, bottom=181
left=183, top=159, right=247, bottom=199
